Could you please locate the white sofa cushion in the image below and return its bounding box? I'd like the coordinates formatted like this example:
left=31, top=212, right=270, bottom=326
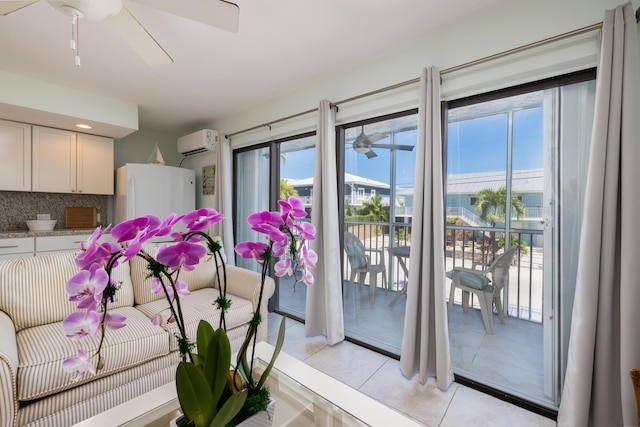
left=135, top=288, right=253, bottom=352
left=16, top=306, right=169, bottom=401
left=0, top=251, right=134, bottom=332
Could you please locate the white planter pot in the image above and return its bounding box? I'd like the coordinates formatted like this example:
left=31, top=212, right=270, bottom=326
left=236, top=397, right=276, bottom=427
left=170, top=398, right=275, bottom=427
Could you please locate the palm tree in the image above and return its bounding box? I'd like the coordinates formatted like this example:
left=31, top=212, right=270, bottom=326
left=358, top=193, right=389, bottom=222
left=473, top=186, right=526, bottom=262
left=358, top=193, right=389, bottom=235
left=279, top=178, right=298, bottom=200
left=474, top=187, right=525, bottom=227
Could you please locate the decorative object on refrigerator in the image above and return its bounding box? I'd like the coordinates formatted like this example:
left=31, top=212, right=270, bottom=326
left=146, top=142, right=165, bottom=165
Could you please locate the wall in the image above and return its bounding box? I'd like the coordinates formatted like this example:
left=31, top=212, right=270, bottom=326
left=0, top=191, right=107, bottom=231
left=114, top=129, right=184, bottom=169
left=179, top=151, right=218, bottom=212
left=207, top=0, right=638, bottom=149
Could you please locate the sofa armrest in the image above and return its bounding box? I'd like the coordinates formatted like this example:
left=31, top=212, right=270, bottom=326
left=221, top=265, right=275, bottom=342
left=0, top=310, right=18, bottom=427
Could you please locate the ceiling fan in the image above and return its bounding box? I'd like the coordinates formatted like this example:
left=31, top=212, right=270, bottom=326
left=0, top=0, right=239, bottom=66
left=349, top=126, right=415, bottom=159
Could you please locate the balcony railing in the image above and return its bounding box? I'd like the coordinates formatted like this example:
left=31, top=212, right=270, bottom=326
left=342, top=220, right=543, bottom=323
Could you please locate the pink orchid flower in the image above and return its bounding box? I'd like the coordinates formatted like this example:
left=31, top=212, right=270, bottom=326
left=156, top=241, right=207, bottom=271
left=300, top=245, right=318, bottom=269
left=294, top=221, right=316, bottom=241
left=66, top=263, right=109, bottom=311
left=234, top=241, right=269, bottom=261
left=175, top=280, right=190, bottom=297
left=274, top=257, right=293, bottom=277
left=271, top=239, right=288, bottom=258
left=182, top=208, right=224, bottom=232
left=75, top=226, right=106, bottom=264
left=247, top=211, right=287, bottom=242
left=62, top=349, right=96, bottom=382
left=301, top=268, right=314, bottom=286
left=103, top=312, right=127, bottom=330
left=75, top=230, right=120, bottom=270
left=150, top=313, right=164, bottom=326
left=278, top=197, right=307, bottom=225
left=62, top=310, right=101, bottom=340
left=111, top=215, right=161, bottom=243
left=151, top=276, right=170, bottom=298
left=120, top=226, right=151, bottom=262
left=155, top=213, right=184, bottom=237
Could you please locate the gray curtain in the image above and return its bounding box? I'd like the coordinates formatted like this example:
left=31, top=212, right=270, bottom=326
left=558, top=3, right=640, bottom=426
left=306, top=99, right=345, bottom=345
left=399, top=67, right=454, bottom=389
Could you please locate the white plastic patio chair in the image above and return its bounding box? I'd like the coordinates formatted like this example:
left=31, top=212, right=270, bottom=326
left=344, top=231, right=387, bottom=304
left=446, top=245, right=518, bottom=334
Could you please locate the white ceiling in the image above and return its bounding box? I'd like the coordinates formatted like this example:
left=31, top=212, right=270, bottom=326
left=0, top=0, right=509, bottom=136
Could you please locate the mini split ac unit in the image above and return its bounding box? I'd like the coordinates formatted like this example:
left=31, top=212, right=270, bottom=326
left=177, top=129, right=218, bottom=156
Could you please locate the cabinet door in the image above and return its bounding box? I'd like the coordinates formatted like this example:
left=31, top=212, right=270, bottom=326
left=32, top=126, right=77, bottom=193
left=0, top=237, right=35, bottom=258
left=77, top=134, right=114, bottom=195
left=0, top=119, right=31, bottom=191
left=35, top=234, right=90, bottom=254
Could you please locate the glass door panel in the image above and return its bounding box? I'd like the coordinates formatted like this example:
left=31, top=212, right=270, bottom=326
left=445, top=77, right=595, bottom=410
left=234, top=146, right=270, bottom=272
left=341, top=113, right=417, bottom=355
left=276, top=135, right=316, bottom=319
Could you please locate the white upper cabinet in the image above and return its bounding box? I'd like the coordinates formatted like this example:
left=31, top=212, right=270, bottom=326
left=77, top=133, right=114, bottom=195
left=0, top=119, right=31, bottom=192
left=32, top=126, right=76, bottom=193
left=32, top=126, right=114, bottom=195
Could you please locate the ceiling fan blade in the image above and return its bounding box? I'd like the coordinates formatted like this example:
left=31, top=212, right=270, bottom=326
left=106, top=7, right=173, bottom=66
left=131, top=0, right=239, bottom=33
left=367, top=132, right=387, bottom=144
left=0, top=1, right=38, bottom=15
left=365, top=149, right=378, bottom=159
left=370, top=143, right=415, bottom=151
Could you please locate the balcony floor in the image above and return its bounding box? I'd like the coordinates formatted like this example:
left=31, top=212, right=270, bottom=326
left=276, top=279, right=553, bottom=411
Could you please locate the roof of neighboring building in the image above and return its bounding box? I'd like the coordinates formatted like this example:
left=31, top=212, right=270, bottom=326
left=447, top=169, right=543, bottom=194
left=285, top=169, right=542, bottom=195
left=286, top=173, right=390, bottom=189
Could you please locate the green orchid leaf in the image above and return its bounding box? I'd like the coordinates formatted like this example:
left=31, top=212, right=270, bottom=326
left=256, top=315, right=286, bottom=390
left=236, top=322, right=257, bottom=389
left=205, top=328, right=232, bottom=405
left=176, top=362, right=215, bottom=427
left=209, top=389, right=247, bottom=427
left=196, top=320, right=216, bottom=362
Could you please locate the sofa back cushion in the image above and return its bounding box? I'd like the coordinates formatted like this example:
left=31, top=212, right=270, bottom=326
left=0, top=251, right=134, bottom=332
left=130, top=241, right=221, bottom=305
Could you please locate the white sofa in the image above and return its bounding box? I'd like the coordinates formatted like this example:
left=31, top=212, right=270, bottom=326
left=0, top=242, right=274, bottom=427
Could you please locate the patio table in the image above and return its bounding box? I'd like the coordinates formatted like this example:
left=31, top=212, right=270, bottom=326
left=388, top=245, right=410, bottom=306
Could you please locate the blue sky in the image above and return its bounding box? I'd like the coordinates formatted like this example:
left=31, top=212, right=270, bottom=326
left=281, top=106, right=544, bottom=185
left=448, top=107, right=544, bottom=175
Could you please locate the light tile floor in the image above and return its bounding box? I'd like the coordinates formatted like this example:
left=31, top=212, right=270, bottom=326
left=266, top=312, right=555, bottom=427
left=278, top=279, right=552, bottom=407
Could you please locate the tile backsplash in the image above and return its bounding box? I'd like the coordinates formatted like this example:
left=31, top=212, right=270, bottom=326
left=0, top=191, right=108, bottom=231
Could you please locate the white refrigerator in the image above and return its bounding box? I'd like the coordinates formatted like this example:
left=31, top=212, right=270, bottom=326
left=115, top=163, right=196, bottom=225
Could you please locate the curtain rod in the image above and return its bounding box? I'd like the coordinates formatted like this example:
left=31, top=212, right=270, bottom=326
left=226, top=16, right=623, bottom=139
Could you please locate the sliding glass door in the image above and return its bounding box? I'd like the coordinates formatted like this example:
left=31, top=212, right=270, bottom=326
left=234, top=134, right=316, bottom=319
left=444, top=71, right=595, bottom=409
left=232, top=71, right=595, bottom=412
left=340, top=112, right=417, bottom=354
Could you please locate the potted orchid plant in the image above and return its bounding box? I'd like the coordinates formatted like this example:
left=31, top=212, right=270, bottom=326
left=61, top=196, right=316, bottom=427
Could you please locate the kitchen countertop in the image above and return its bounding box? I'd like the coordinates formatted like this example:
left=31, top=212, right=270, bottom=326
left=0, top=228, right=101, bottom=238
